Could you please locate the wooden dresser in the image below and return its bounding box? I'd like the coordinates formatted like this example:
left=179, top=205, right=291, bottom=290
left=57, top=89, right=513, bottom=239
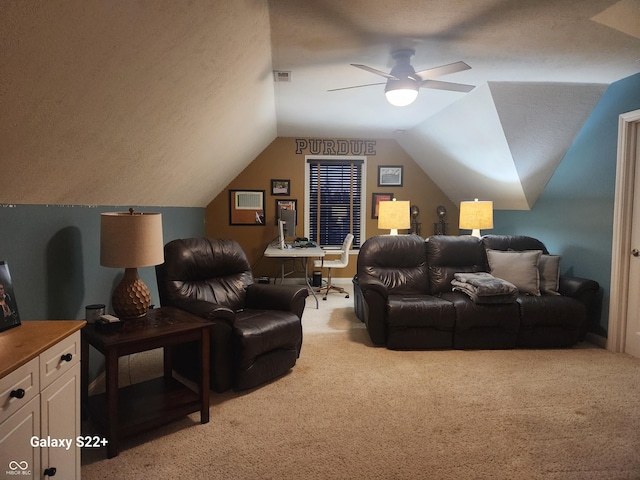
left=0, top=320, right=85, bottom=479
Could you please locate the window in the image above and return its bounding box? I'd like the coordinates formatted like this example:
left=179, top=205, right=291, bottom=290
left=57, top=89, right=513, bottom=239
left=305, top=157, right=365, bottom=248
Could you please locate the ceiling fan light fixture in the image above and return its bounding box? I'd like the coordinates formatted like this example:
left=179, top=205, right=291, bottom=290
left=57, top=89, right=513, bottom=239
left=385, top=88, right=419, bottom=107
left=384, top=78, right=419, bottom=107
left=333, top=49, right=474, bottom=105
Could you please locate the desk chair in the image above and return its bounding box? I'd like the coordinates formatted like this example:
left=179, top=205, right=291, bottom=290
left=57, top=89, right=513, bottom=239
left=313, top=233, right=354, bottom=300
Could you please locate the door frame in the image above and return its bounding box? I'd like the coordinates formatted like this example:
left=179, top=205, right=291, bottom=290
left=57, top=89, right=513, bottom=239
left=608, top=109, right=640, bottom=352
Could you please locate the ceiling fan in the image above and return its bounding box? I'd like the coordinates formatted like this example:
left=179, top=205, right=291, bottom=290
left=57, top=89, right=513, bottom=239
left=329, top=49, right=475, bottom=107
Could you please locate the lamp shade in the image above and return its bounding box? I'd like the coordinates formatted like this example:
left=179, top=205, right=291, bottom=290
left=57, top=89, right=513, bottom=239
left=100, top=210, right=164, bottom=319
left=100, top=211, right=164, bottom=268
left=459, top=198, right=493, bottom=238
left=378, top=200, right=411, bottom=235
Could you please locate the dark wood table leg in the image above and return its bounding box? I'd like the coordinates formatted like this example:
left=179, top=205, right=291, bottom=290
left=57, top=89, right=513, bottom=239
left=81, top=335, right=89, bottom=420
left=105, top=348, right=119, bottom=458
left=163, top=345, right=172, bottom=379
left=200, top=328, right=210, bottom=424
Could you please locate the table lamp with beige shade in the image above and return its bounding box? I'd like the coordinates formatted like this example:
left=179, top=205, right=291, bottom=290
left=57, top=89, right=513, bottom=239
left=100, top=209, right=164, bottom=319
left=459, top=198, right=493, bottom=238
left=378, top=199, right=411, bottom=235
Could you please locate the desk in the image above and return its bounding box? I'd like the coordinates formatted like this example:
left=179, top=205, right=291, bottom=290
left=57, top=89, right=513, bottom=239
left=264, top=245, right=325, bottom=308
left=81, top=307, right=210, bottom=458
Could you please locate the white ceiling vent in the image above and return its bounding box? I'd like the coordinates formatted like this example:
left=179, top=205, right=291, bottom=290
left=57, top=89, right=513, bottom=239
left=273, top=71, right=292, bottom=82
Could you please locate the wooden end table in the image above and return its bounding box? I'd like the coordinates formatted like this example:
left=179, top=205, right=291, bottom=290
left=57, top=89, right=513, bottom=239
left=81, top=306, right=210, bottom=458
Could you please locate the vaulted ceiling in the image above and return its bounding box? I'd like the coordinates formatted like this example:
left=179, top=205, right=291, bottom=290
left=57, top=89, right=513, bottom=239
left=269, top=0, right=639, bottom=209
left=1, top=1, right=638, bottom=208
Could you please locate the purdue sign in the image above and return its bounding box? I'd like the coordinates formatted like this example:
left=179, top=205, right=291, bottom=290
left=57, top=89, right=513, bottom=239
left=295, top=138, right=376, bottom=156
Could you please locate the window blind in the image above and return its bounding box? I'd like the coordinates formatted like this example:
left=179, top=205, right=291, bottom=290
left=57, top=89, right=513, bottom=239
left=307, top=159, right=363, bottom=248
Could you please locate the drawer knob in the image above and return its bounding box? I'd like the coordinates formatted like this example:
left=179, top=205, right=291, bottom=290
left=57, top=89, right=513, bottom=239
left=60, top=353, right=73, bottom=362
left=44, top=467, right=57, bottom=477
left=10, top=388, right=25, bottom=399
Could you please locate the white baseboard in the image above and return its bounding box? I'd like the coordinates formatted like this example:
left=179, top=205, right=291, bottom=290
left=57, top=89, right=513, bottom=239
left=87, top=350, right=164, bottom=396
left=88, top=372, right=105, bottom=396
left=87, top=356, right=131, bottom=395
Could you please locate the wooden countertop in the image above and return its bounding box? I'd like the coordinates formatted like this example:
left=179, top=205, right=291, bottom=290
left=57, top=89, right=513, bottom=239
left=0, top=320, right=86, bottom=378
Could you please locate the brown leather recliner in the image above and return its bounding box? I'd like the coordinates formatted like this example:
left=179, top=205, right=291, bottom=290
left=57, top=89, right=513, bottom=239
left=155, top=237, right=308, bottom=392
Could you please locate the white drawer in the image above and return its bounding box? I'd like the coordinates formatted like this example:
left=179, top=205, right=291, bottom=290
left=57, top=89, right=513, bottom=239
left=0, top=356, right=39, bottom=425
left=40, top=330, right=80, bottom=390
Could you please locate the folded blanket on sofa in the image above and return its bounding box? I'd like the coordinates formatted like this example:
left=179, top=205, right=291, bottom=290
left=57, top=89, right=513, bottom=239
left=451, top=272, right=518, bottom=304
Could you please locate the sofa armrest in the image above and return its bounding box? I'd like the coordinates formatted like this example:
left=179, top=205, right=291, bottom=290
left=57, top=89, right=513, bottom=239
left=559, top=275, right=600, bottom=339
left=358, top=279, right=390, bottom=346
left=358, top=278, right=390, bottom=298
left=172, top=298, right=236, bottom=325
left=559, top=275, right=599, bottom=299
left=245, top=283, right=309, bottom=319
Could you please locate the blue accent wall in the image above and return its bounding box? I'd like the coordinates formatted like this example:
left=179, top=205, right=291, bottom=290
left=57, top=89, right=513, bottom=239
left=493, top=73, right=640, bottom=336
left=0, top=205, right=205, bottom=322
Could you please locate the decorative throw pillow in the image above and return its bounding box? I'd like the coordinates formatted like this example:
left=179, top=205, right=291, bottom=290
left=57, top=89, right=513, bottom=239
left=538, top=254, right=561, bottom=295
left=486, top=249, right=542, bottom=295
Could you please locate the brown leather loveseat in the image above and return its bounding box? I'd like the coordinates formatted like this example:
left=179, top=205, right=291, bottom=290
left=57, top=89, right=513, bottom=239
left=354, top=234, right=599, bottom=350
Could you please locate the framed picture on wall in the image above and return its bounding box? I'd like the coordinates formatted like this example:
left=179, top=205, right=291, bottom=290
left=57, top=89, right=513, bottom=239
left=229, top=190, right=266, bottom=225
left=275, top=199, right=297, bottom=224
left=372, top=192, right=395, bottom=219
left=0, top=261, right=21, bottom=332
left=271, top=179, right=290, bottom=196
left=378, top=165, right=403, bottom=186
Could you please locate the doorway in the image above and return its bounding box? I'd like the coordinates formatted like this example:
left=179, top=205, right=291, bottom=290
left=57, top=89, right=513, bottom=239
left=608, top=109, right=640, bottom=356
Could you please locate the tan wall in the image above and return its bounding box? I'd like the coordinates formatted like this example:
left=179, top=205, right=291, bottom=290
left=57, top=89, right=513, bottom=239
left=205, top=137, right=459, bottom=280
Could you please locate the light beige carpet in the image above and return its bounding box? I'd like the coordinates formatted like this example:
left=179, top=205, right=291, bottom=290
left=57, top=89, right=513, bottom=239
left=82, top=286, right=640, bottom=479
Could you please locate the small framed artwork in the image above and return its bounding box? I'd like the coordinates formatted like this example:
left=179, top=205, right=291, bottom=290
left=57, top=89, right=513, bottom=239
left=372, top=193, right=395, bottom=219
left=0, top=261, right=21, bottom=332
left=275, top=199, right=297, bottom=224
left=378, top=165, right=403, bottom=187
left=271, top=179, right=290, bottom=196
left=229, top=190, right=266, bottom=225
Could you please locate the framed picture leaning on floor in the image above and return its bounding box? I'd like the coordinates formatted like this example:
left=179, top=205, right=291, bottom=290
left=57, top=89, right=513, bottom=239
left=0, top=261, right=21, bottom=332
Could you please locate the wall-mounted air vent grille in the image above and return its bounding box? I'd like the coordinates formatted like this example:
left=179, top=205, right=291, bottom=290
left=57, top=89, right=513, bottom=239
left=235, top=191, right=263, bottom=209
left=273, top=71, right=291, bottom=82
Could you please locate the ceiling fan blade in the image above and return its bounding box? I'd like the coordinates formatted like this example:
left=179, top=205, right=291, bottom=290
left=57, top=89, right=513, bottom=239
left=421, top=79, right=475, bottom=93
left=328, top=82, right=387, bottom=92
left=351, top=64, right=398, bottom=80
left=414, top=61, right=471, bottom=81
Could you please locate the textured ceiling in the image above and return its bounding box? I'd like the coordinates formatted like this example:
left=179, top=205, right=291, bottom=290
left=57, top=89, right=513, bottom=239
left=269, top=0, right=640, bottom=209
left=0, top=1, right=276, bottom=207
left=0, top=1, right=638, bottom=208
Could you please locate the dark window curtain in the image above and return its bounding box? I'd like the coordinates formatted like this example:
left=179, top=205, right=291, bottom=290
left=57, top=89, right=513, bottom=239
left=307, top=159, right=363, bottom=248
